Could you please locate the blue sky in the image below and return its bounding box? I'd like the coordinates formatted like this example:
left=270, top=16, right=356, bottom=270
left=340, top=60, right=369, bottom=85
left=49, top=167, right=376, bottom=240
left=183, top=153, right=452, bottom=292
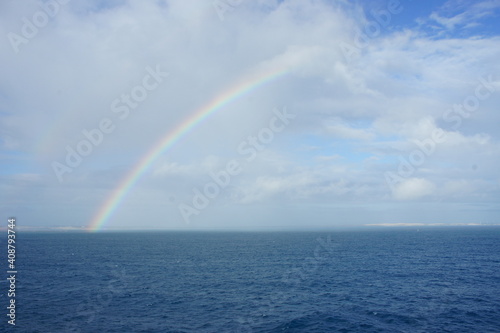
left=0, top=0, right=499, bottom=230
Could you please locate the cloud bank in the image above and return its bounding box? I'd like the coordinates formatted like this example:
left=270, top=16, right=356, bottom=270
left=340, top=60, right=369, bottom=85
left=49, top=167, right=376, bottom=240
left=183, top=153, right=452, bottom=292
left=1, top=0, right=499, bottom=230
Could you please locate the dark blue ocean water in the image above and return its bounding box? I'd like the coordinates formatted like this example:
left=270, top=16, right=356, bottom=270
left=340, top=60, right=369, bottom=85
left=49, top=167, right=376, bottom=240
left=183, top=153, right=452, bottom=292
left=2, top=228, right=500, bottom=332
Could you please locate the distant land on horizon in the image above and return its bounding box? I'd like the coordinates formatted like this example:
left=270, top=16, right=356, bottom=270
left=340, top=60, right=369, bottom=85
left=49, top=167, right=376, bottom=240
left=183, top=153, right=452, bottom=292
left=1, top=223, right=499, bottom=232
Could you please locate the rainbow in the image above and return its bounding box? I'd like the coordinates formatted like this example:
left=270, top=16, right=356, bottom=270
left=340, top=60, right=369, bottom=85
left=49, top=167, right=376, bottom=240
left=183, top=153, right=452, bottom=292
left=88, top=68, right=288, bottom=231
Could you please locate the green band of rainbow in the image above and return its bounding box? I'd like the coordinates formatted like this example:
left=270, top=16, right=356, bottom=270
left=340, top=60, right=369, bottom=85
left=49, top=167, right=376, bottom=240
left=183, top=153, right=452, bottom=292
left=88, top=69, right=288, bottom=231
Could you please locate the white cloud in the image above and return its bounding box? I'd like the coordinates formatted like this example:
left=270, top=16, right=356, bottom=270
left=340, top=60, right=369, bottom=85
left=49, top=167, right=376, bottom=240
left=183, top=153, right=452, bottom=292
left=1, top=0, right=499, bottom=228
left=325, top=120, right=374, bottom=141
left=393, top=178, right=437, bottom=201
left=429, top=0, right=500, bottom=32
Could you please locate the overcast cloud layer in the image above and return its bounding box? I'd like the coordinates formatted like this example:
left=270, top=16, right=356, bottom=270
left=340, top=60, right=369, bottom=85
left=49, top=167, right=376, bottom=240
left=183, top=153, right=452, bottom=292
left=1, top=0, right=499, bottom=230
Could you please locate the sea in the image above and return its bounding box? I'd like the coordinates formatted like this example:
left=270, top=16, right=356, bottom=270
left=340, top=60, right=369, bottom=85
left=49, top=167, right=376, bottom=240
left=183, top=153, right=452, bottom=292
left=3, top=227, right=500, bottom=332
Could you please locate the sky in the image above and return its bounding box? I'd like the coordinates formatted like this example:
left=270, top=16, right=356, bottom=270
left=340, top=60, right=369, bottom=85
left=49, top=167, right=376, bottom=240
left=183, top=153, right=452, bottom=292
left=1, top=0, right=499, bottom=231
